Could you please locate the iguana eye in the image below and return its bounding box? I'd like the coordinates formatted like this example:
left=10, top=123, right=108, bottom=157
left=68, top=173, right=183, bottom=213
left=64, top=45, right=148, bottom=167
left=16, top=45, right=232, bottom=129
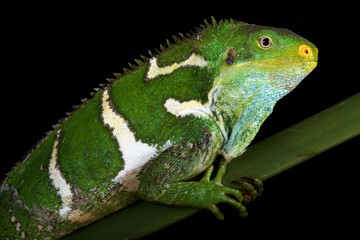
left=259, top=36, right=272, bottom=49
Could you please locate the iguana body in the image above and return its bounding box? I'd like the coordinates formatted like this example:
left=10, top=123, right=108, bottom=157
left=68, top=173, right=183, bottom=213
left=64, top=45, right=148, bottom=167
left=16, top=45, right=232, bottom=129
left=0, top=18, right=318, bottom=239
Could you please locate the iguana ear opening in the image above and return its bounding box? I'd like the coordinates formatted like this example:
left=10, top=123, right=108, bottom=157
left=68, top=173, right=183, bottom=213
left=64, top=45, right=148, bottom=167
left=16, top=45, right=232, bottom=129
left=226, top=48, right=236, bottom=66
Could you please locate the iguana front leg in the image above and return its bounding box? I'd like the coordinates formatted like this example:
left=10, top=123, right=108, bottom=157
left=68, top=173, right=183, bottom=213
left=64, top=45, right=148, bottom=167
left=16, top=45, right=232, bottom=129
left=138, top=130, right=248, bottom=219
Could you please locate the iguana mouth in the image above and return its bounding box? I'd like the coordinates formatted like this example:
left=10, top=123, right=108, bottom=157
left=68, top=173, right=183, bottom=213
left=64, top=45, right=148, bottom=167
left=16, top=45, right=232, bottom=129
left=308, top=61, right=318, bottom=69
left=232, top=56, right=317, bottom=71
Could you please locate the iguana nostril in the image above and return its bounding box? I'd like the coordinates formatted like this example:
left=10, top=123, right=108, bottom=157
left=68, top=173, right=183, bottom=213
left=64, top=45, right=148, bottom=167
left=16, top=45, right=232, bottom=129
left=298, top=44, right=312, bottom=57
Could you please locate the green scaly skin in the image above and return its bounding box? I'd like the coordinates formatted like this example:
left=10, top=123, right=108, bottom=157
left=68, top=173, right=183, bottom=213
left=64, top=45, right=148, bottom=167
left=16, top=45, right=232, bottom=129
left=0, top=18, right=318, bottom=239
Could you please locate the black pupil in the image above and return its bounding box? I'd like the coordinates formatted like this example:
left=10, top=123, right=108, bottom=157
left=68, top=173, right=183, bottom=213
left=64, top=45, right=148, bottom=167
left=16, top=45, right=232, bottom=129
left=261, top=37, right=271, bottom=47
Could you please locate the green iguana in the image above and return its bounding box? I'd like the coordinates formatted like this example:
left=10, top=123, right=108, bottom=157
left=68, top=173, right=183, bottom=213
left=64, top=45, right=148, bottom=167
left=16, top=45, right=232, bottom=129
left=0, top=18, right=318, bottom=239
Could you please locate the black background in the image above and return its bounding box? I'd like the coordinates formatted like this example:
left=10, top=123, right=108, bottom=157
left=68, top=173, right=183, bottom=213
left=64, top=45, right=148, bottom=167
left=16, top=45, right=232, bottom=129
left=1, top=1, right=359, bottom=239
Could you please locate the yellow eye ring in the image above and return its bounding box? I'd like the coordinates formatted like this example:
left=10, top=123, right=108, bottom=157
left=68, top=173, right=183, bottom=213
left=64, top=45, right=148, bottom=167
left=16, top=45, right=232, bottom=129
left=258, top=36, right=272, bottom=49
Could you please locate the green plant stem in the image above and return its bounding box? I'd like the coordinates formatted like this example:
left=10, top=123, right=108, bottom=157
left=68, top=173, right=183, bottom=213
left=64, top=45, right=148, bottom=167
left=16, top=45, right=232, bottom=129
left=63, top=92, right=360, bottom=240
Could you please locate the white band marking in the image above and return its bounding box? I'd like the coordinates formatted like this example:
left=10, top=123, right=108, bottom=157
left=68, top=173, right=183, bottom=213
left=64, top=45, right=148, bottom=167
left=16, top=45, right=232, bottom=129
left=49, top=130, right=73, bottom=217
left=101, top=90, right=160, bottom=184
left=147, top=53, right=208, bottom=79
left=164, top=98, right=212, bottom=118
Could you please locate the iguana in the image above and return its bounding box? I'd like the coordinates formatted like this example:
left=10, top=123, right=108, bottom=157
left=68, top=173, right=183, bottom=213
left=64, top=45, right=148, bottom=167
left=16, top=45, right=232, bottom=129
left=0, top=17, right=318, bottom=239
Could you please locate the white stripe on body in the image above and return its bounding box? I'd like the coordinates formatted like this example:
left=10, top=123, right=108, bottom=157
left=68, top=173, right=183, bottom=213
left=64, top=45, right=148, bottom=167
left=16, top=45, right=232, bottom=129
left=48, top=130, right=73, bottom=217
left=147, top=53, right=208, bottom=79
left=164, top=98, right=212, bottom=118
left=101, top=90, right=171, bottom=187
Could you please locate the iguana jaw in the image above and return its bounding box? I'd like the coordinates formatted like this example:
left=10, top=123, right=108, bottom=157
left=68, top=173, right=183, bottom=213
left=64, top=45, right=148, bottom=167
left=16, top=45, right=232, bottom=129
left=226, top=56, right=317, bottom=92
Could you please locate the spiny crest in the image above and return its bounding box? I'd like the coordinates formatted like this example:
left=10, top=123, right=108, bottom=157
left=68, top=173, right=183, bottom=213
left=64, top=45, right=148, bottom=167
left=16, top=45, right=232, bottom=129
left=172, top=35, right=182, bottom=44
left=104, top=17, right=230, bottom=86
left=211, top=16, right=218, bottom=26
left=108, top=17, right=218, bottom=82
left=68, top=16, right=225, bottom=143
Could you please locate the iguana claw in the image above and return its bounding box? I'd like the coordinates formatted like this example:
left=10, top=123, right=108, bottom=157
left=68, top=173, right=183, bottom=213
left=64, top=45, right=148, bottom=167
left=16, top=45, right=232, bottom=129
left=231, top=176, right=263, bottom=204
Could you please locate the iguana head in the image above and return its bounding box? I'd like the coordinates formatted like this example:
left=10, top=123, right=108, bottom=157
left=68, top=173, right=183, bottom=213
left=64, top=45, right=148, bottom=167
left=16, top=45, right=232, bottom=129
left=201, top=21, right=318, bottom=93
left=225, top=24, right=317, bottom=91
left=198, top=20, right=318, bottom=159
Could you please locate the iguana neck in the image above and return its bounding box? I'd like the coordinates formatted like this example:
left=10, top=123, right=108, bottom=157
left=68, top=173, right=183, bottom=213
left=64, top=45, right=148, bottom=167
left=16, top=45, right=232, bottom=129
left=208, top=73, right=289, bottom=159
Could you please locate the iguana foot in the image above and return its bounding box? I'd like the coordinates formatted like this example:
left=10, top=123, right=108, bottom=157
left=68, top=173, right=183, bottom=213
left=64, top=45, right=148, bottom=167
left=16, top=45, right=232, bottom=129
left=199, top=160, right=248, bottom=219
left=231, top=176, right=263, bottom=204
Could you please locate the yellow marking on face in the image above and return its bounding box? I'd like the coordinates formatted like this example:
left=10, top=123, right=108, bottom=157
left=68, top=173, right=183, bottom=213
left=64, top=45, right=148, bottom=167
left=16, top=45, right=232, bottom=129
left=147, top=53, right=208, bottom=79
